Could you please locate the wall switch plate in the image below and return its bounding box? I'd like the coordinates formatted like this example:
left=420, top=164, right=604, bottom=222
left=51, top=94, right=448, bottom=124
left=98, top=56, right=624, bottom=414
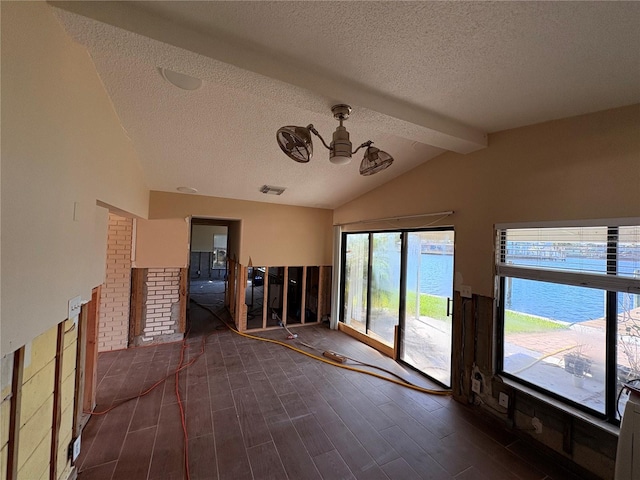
left=498, top=392, right=509, bottom=408
left=460, top=285, right=472, bottom=298
left=68, top=295, right=82, bottom=320
left=471, top=378, right=481, bottom=394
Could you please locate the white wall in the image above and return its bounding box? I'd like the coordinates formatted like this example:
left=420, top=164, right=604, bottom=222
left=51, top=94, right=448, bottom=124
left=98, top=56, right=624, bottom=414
left=1, top=2, right=149, bottom=355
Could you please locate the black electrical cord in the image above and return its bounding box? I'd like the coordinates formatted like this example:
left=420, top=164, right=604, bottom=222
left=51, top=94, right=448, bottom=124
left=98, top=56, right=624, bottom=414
left=617, top=378, right=640, bottom=419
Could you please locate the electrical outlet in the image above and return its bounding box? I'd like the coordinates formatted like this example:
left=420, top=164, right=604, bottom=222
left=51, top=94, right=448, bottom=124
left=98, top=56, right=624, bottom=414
left=460, top=285, right=472, bottom=298
left=69, top=435, right=81, bottom=462
left=471, top=378, right=481, bottom=394
left=532, top=417, right=543, bottom=434
left=498, top=392, right=509, bottom=408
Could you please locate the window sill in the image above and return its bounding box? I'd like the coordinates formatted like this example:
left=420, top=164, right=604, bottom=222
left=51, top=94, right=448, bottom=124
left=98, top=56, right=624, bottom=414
left=501, top=376, right=620, bottom=437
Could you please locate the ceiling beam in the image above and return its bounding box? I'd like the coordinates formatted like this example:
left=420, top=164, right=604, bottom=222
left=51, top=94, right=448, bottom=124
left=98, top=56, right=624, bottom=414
left=50, top=1, right=488, bottom=153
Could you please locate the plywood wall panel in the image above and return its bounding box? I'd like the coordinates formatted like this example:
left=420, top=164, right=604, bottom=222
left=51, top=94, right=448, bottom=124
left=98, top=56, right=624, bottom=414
left=19, top=364, right=54, bottom=427
left=16, top=428, right=50, bottom=480
left=21, top=328, right=56, bottom=384
left=17, top=395, right=53, bottom=471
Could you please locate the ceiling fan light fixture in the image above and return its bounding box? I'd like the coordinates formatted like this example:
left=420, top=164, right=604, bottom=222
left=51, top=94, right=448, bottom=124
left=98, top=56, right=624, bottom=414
left=359, top=146, right=394, bottom=176
left=329, top=125, right=352, bottom=165
left=276, top=126, right=313, bottom=163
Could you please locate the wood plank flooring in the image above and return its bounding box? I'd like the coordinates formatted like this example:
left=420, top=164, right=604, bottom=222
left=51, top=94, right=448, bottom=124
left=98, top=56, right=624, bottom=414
left=77, top=308, right=584, bottom=480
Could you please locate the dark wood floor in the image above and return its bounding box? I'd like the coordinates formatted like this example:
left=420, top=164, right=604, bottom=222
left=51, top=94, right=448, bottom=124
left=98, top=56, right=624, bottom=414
left=77, top=306, right=583, bottom=480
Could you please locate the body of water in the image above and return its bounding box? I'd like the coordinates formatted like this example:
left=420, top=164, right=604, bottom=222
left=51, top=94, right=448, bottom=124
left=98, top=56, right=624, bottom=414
left=404, top=254, right=637, bottom=323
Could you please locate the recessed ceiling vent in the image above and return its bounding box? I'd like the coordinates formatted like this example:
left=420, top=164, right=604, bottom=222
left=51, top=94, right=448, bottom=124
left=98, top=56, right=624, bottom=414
left=260, top=185, right=286, bottom=195
left=159, top=67, right=202, bottom=91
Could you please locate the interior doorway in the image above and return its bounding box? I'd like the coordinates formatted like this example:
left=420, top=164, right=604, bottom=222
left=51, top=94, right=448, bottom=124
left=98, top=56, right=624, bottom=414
left=187, top=218, right=239, bottom=331
left=189, top=223, right=228, bottom=308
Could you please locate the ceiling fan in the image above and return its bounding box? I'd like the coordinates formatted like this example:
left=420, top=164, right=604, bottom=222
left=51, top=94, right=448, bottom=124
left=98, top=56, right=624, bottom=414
left=276, top=104, right=394, bottom=176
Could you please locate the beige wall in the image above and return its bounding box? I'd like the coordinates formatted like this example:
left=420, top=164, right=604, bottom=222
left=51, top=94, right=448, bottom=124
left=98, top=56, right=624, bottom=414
left=191, top=225, right=228, bottom=252
left=133, top=218, right=190, bottom=268
left=149, top=192, right=334, bottom=267
left=335, top=105, right=640, bottom=298
left=1, top=1, right=149, bottom=355
left=228, top=220, right=242, bottom=263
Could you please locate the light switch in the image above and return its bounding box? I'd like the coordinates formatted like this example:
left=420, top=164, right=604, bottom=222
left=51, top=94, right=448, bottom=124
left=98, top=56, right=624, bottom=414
left=68, top=296, right=82, bottom=320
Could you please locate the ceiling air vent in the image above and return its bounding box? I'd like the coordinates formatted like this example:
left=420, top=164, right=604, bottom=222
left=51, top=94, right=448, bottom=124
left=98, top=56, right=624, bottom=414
left=259, top=185, right=286, bottom=195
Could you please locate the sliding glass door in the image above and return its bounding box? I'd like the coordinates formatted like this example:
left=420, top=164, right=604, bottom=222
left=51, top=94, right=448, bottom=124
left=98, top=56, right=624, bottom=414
left=341, top=228, right=454, bottom=388
left=400, top=230, right=454, bottom=387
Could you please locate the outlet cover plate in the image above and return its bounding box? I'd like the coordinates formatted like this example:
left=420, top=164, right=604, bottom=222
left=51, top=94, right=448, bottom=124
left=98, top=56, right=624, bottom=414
left=532, top=417, right=543, bottom=434
left=471, top=378, right=481, bottom=394
left=460, top=285, right=472, bottom=298
left=71, top=435, right=81, bottom=462
left=498, top=392, right=509, bottom=408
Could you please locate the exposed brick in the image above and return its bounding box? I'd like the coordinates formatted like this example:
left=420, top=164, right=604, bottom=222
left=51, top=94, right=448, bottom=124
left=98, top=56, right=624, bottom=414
left=99, top=213, right=132, bottom=353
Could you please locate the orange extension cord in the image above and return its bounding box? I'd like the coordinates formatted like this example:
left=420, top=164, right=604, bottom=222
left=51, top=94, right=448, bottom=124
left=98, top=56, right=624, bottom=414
left=85, top=306, right=450, bottom=479
left=85, top=328, right=221, bottom=480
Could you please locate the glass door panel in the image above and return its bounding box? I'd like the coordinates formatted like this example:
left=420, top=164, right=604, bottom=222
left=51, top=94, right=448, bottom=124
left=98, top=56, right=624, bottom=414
left=401, top=230, right=454, bottom=387
left=343, top=234, right=369, bottom=334
left=369, top=232, right=401, bottom=345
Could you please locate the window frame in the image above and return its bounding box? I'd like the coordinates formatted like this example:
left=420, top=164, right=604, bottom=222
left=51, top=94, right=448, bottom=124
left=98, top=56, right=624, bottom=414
left=495, top=219, right=640, bottom=425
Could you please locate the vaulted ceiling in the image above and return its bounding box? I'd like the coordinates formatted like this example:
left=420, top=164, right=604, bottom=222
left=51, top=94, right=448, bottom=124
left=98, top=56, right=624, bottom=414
left=51, top=1, right=640, bottom=208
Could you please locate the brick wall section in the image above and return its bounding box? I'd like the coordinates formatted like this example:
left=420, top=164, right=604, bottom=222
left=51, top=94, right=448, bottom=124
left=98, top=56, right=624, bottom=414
left=141, top=268, right=181, bottom=342
left=98, top=214, right=132, bottom=352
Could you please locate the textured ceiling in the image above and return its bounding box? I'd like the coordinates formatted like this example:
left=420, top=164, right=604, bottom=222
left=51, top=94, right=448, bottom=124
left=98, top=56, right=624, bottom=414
left=51, top=1, right=640, bottom=209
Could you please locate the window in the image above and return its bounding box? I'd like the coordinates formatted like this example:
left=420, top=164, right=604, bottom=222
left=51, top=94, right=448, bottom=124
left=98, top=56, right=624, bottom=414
left=496, top=221, right=640, bottom=423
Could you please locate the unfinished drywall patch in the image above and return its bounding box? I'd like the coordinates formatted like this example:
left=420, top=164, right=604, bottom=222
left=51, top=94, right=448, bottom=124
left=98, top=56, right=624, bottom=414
left=98, top=214, right=133, bottom=352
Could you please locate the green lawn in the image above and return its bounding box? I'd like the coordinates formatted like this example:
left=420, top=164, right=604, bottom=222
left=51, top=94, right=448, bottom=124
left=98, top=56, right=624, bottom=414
left=504, top=310, right=568, bottom=333
left=379, top=291, right=566, bottom=333
left=405, top=291, right=449, bottom=320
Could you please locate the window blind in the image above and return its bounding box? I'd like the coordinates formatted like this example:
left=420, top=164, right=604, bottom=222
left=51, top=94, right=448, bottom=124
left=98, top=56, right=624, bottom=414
left=496, top=222, right=640, bottom=294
